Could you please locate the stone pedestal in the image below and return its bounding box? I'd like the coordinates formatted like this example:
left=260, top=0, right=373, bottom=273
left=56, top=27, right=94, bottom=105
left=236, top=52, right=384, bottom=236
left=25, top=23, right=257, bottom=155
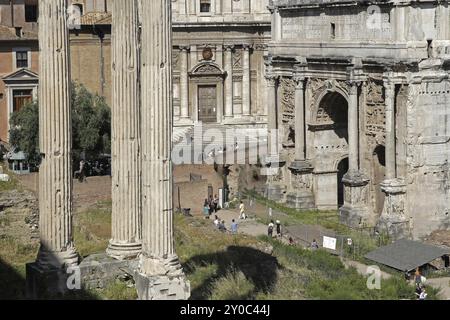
left=134, top=272, right=190, bottom=301
left=377, top=179, right=410, bottom=240
left=26, top=263, right=73, bottom=299
left=340, top=170, right=372, bottom=228
left=287, top=160, right=315, bottom=210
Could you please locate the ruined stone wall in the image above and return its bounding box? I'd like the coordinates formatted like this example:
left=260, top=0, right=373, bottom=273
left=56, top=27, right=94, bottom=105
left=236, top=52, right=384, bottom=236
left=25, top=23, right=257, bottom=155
left=406, top=79, right=450, bottom=238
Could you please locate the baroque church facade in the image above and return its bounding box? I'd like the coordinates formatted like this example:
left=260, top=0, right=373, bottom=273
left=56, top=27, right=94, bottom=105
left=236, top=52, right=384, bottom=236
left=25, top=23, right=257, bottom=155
left=265, top=0, right=450, bottom=239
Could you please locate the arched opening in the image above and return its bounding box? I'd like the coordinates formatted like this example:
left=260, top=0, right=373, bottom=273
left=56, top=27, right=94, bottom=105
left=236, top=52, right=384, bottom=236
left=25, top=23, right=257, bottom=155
left=337, top=158, right=349, bottom=207
left=373, top=145, right=386, bottom=215
left=313, top=90, right=349, bottom=210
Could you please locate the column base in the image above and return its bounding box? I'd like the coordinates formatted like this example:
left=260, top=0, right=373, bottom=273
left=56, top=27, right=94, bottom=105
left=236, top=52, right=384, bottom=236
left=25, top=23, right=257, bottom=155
left=36, top=246, right=79, bottom=269
left=106, top=241, right=142, bottom=261
left=377, top=178, right=410, bottom=240
left=286, top=191, right=315, bottom=210
left=339, top=170, right=372, bottom=228
left=266, top=184, right=285, bottom=202
left=135, top=254, right=190, bottom=300
left=26, top=263, right=73, bottom=299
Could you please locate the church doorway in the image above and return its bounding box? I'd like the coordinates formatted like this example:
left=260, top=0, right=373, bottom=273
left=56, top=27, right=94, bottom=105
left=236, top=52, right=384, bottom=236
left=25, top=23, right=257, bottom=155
left=337, top=157, right=349, bottom=208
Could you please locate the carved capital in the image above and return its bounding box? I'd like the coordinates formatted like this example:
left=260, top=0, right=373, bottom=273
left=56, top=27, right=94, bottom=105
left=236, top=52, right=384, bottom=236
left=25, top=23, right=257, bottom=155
left=224, top=44, right=234, bottom=52
left=179, top=45, right=190, bottom=52
left=293, top=75, right=306, bottom=90
left=265, top=74, right=278, bottom=87
left=242, top=43, right=252, bottom=51
left=347, top=81, right=361, bottom=96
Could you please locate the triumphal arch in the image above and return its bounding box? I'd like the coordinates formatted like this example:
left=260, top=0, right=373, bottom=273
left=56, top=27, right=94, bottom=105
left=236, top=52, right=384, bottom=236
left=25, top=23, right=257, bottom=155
left=266, top=0, right=450, bottom=240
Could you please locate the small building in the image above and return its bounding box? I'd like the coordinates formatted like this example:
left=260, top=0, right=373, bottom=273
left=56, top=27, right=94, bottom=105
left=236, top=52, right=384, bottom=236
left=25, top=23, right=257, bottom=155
left=6, top=150, right=29, bottom=175
left=365, top=239, right=450, bottom=274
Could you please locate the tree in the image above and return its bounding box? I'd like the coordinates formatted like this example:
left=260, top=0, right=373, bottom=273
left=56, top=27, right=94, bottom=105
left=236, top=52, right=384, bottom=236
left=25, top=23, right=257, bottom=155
left=9, top=82, right=111, bottom=166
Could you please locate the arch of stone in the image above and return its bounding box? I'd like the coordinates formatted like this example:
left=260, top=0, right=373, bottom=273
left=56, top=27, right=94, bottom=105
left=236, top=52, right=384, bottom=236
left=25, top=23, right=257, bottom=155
left=26, top=0, right=190, bottom=300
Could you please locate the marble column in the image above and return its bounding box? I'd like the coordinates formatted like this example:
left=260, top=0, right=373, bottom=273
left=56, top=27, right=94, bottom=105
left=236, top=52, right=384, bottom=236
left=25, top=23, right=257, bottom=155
left=242, top=44, right=251, bottom=117
left=340, top=81, right=371, bottom=228
left=136, top=0, right=190, bottom=300
left=378, top=79, right=409, bottom=239
left=107, top=0, right=142, bottom=260
left=288, top=75, right=315, bottom=210
left=348, top=82, right=359, bottom=173
left=179, top=46, right=190, bottom=120
left=35, top=0, right=78, bottom=269
left=266, top=73, right=278, bottom=156
left=384, top=81, right=396, bottom=180
left=224, top=45, right=234, bottom=119
left=26, top=0, right=78, bottom=298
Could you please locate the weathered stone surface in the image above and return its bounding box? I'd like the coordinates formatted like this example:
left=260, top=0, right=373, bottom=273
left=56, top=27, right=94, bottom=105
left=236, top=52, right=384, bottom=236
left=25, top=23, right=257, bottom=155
left=107, top=0, right=142, bottom=261
left=138, top=0, right=190, bottom=300
left=32, top=0, right=78, bottom=270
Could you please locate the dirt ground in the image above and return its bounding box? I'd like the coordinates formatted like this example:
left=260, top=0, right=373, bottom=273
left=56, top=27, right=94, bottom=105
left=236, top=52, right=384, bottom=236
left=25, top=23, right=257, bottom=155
left=18, top=173, right=112, bottom=212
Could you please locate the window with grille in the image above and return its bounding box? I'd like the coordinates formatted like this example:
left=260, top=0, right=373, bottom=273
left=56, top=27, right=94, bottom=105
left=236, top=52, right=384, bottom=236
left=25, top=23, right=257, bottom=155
left=16, top=51, right=29, bottom=68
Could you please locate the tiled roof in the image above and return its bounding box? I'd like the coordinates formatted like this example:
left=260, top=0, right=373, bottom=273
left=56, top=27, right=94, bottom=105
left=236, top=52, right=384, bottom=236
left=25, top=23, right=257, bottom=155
left=0, top=25, right=38, bottom=41
left=80, top=12, right=112, bottom=25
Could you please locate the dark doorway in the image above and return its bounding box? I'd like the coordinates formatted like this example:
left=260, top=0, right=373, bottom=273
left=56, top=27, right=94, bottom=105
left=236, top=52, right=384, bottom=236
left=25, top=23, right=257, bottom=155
left=198, top=85, right=217, bottom=123
left=337, top=158, right=349, bottom=208
left=373, top=145, right=386, bottom=215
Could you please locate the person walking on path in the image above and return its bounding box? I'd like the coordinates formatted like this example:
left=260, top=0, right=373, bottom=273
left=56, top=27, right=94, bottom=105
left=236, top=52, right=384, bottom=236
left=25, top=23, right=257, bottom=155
left=268, top=220, right=275, bottom=238
left=276, top=220, right=282, bottom=238
left=203, top=199, right=210, bottom=219
left=218, top=220, right=227, bottom=233
left=231, top=219, right=238, bottom=235
left=239, top=201, right=246, bottom=220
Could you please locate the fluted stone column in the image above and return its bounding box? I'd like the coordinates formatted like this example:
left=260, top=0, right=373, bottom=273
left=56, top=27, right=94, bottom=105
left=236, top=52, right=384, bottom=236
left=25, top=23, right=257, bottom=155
left=379, top=79, right=409, bottom=239
left=340, top=80, right=371, bottom=228
left=36, top=0, right=78, bottom=268
left=242, top=44, right=251, bottom=117
left=266, top=73, right=278, bottom=157
left=224, top=45, right=234, bottom=119
left=288, top=75, right=315, bottom=210
left=26, top=0, right=77, bottom=298
left=107, top=0, right=142, bottom=260
left=136, top=0, right=190, bottom=300
left=180, top=46, right=190, bottom=120
left=384, top=81, right=396, bottom=180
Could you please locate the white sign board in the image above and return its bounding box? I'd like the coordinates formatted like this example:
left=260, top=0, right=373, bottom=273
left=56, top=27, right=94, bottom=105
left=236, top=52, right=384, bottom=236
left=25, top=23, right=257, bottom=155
left=323, top=236, right=337, bottom=251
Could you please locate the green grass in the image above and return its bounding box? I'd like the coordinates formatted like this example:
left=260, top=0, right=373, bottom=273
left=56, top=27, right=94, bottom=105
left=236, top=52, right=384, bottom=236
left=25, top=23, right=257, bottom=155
left=0, top=235, right=39, bottom=299
left=175, top=214, right=442, bottom=300
left=0, top=170, right=22, bottom=192
left=73, top=203, right=112, bottom=258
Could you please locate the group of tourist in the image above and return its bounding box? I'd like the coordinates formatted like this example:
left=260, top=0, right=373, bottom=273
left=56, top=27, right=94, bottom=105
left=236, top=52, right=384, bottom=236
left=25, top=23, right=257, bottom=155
left=267, top=220, right=282, bottom=238
left=213, top=215, right=239, bottom=235
left=405, top=268, right=428, bottom=300
left=203, top=195, right=220, bottom=219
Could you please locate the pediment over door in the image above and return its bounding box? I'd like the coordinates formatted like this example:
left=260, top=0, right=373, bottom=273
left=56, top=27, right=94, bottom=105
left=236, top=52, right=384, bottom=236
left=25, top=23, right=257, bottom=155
left=189, top=62, right=227, bottom=79
left=2, top=68, right=39, bottom=85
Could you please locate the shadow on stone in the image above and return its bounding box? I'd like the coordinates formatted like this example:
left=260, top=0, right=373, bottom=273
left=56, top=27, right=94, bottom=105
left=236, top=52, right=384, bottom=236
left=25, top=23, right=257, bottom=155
left=184, top=245, right=279, bottom=300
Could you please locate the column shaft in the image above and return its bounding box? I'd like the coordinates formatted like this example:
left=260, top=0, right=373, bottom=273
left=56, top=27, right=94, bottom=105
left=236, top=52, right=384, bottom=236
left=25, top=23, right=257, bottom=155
left=267, top=75, right=278, bottom=156
left=224, top=45, right=234, bottom=119
left=348, top=83, right=359, bottom=172
left=140, top=0, right=180, bottom=273
left=37, top=0, right=77, bottom=267
left=294, top=77, right=306, bottom=161
left=108, top=0, right=142, bottom=260
left=242, top=45, right=251, bottom=116
left=384, top=82, right=396, bottom=180
left=180, top=46, right=189, bottom=119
